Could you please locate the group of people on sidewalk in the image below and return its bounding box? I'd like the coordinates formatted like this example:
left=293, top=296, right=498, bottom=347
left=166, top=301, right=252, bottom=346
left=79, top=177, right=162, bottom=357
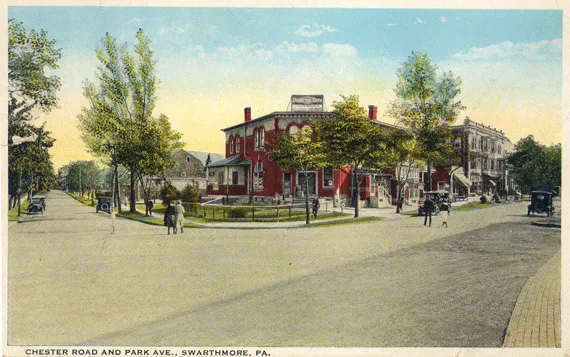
left=423, top=196, right=451, bottom=228
left=163, top=201, right=185, bottom=234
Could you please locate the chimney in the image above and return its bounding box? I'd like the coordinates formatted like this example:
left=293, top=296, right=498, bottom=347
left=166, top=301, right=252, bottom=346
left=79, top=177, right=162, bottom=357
left=368, top=105, right=378, bottom=121
left=244, top=107, right=251, bottom=122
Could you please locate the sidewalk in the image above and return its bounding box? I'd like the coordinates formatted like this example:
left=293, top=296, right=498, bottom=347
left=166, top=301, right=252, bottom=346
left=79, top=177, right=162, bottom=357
left=503, top=250, right=561, bottom=347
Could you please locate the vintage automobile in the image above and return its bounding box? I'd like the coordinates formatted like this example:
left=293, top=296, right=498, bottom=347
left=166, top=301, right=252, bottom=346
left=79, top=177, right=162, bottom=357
left=96, top=197, right=113, bottom=213
left=527, top=191, right=554, bottom=216
left=27, top=196, right=46, bottom=214
left=418, top=191, right=449, bottom=216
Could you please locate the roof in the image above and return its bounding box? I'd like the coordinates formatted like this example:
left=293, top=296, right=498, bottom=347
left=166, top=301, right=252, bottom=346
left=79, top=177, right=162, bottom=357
left=207, top=156, right=251, bottom=168
left=183, top=150, right=225, bottom=167
left=222, top=111, right=333, bottom=132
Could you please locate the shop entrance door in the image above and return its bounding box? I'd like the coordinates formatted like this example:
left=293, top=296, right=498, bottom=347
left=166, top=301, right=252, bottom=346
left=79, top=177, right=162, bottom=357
left=298, top=171, right=317, bottom=197
left=283, top=173, right=292, bottom=198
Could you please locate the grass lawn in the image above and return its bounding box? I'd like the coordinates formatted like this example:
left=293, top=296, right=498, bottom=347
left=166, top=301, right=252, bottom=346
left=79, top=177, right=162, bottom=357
left=68, top=192, right=97, bottom=207
left=8, top=199, right=30, bottom=221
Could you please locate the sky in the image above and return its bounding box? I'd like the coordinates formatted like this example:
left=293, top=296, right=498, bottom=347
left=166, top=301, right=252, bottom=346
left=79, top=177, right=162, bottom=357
left=6, top=4, right=564, bottom=170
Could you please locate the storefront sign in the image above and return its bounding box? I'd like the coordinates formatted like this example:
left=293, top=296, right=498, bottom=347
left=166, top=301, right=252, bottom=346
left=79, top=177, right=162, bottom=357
left=291, top=95, right=324, bottom=111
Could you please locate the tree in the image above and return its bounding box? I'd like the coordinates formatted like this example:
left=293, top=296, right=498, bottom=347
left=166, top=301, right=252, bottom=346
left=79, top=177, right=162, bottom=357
left=58, top=160, right=104, bottom=201
left=388, top=52, right=464, bottom=191
left=383, top=129, right=424, bottom=213
left=315, top=95, right=387, bottom=218
left=79, top=29, right=183, bottom=214
left=507, top=135, right=561, bottom=193
left=8, top=20, right=61, bottom=207
left=160, top=181, right=180, bottom=207
left=268, top=127, right=326, bottom=224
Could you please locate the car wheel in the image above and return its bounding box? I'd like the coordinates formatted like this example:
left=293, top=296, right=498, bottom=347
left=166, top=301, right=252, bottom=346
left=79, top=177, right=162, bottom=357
left=100, top=203, right=109, bottom=212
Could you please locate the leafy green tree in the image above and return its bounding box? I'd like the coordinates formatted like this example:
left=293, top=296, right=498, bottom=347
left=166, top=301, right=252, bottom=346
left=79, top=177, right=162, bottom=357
left=383, top=129, right=424, bottom=213
left=268, top=127, right=326, bottom=224
left=160, top=181, right=180, bottom=207
left=58, top=160, right=104, bottom=201
left=508, top=135, right=561, bottom=193
left=8, top=20, right=61, bottom=207
left=315, top=95, right=386, bottom=218
left=388, top=52, right=464, bottom=190
left=79, top=29, right=183, bottom=214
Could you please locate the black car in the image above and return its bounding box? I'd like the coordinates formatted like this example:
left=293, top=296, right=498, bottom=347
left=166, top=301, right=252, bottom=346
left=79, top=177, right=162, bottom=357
left=27, top=196, right=46, bottom=214
left=418, top=191, right=447, bottom=216
left=96, top=197, right=113, bottom=213
left=527, top=191, right=554, bottom=217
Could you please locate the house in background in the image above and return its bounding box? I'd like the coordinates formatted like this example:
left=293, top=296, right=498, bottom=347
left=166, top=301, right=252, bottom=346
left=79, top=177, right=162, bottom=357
left=154, top=150, right=224, bottom=196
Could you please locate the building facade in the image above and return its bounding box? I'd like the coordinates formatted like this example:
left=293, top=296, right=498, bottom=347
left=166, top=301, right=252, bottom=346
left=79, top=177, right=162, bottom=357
left=446, top=118, right=515, bottom=196
left=206, top=96, right=422, bottom=206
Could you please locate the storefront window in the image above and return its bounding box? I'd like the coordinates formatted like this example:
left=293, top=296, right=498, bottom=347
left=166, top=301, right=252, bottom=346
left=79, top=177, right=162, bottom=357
left=254, top=161, right=264, bottom=189
left=323, top=168, right=333, bottom=188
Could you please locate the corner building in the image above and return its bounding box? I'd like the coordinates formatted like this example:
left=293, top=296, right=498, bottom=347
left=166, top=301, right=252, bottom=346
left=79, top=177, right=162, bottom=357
left=206, top=95, right=399, bottom=206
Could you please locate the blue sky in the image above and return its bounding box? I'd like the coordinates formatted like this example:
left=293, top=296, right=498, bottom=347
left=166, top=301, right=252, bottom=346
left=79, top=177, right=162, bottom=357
left=7, top=6, right=564, bottom=168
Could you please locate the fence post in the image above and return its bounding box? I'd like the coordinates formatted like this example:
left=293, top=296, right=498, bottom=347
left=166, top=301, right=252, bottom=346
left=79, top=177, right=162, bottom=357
left=289, top=205, right=291, bottom=219
left=223, top=207, right=225, bottom=219
left=252, top=206, right=255, bottom=221
left=213, top=207, right=215, bottom=219
left=277, top=206, right=279, bottom=222
left=203, top=206, right=206, bottom=217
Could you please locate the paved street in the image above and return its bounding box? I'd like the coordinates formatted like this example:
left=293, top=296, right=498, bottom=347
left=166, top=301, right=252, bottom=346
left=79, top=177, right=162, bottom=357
left=7, top=190, right=560, bottom=347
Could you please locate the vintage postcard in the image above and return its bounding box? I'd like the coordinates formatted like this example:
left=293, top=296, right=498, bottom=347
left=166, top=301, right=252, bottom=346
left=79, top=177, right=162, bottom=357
left=2, top=1, right=567, bottom=356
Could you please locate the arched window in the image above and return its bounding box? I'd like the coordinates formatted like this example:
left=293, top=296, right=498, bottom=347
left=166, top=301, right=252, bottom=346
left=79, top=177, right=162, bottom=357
left=254, top=129, right=259, bottom=149
left=288, top=126, right=300, bottom=135
left=235, top=135, right=240, bottom=153
left=229, top=135, right=234, bottom=154
left=260, top=128, right=265, bottom=148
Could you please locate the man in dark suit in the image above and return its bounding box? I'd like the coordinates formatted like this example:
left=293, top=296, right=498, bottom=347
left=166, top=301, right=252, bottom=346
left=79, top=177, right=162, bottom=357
left=423, top=196, right=435, bottom=227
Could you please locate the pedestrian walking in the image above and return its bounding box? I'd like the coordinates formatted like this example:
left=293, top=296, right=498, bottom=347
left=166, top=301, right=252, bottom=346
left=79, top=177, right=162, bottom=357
left=175, top=200, right=185, bottom=234
left=312, top=196, right=320, bottom=218
left=146, top=199, right=154, bottom=215
left=423, top=195, right=434, bottom=227
left=441, top=202, right=451, bottom=228
left=163, top=202, right=176, bottom=235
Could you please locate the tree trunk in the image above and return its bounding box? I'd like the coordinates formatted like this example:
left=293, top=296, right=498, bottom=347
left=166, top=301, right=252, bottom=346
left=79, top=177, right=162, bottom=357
left=396, top=184, right=401, bottom=214
left=129, top=169, right=136, bottom=213
left=427, top=159, right=432, bottom=191
left=114, top=163, right=122, bottom=214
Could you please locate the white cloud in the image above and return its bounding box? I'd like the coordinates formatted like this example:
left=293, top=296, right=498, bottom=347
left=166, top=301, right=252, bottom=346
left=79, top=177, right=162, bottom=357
left=322, top=43, right=358, bottom=57
left=414, top=18, right=425, bottom=24
left=215, top=43, right=273, bottom=60
left=440, top=16, right=447, bottom=23
left=295, top=24, right=340, bottom=37
left=277, top=41, right=357, bottom=58
left=277, top=41, right=319, bottom=53
left=452, top=39, right=562, bottom=61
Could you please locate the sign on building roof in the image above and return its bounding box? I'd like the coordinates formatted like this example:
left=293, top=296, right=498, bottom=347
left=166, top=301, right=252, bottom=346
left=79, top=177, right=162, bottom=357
left=291, top=95, right=324, bottom=112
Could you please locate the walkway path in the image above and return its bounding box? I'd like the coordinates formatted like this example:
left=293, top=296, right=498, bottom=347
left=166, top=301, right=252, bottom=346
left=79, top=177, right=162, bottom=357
left=503, top=250, right=561, bottom=347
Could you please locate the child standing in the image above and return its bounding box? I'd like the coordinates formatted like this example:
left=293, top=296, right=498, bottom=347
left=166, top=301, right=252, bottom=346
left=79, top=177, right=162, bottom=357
left=442, top=203, right=451, bottom=228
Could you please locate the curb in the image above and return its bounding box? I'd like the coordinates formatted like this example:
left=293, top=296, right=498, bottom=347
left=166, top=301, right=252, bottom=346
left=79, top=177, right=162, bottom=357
left=531, top=221, right=561, bottom=228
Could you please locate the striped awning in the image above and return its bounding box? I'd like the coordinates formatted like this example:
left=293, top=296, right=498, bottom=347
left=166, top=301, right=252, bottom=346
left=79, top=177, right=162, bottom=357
left=454, top=171, right=472, bottom=188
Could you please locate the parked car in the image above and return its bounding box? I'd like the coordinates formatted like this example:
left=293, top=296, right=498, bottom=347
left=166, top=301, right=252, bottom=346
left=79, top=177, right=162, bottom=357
left=528, top=191, right=554, bottom=216
left=27, top=196, right=46, bottom=214
left=418, top=191, right=448, bottom=216
left=96, top=197, right=112, bottom=213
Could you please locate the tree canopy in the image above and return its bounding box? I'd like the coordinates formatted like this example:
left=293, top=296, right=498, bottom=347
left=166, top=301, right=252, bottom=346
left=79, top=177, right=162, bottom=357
left=315, top=95, right=386, bottom=217
left=268, top=127, right=326, bottom=224
left=507, top=135, right=561, bottom=193
left=388, top=52, right=464, bottom=189
left=8, top=19, right=60, bottom=203
left=78, top=29, right=183, bottom=213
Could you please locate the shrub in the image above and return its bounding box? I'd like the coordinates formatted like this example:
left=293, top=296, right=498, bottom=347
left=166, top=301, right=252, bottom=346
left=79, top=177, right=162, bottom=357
left=227, top=207, right=248, bottom=219
left=480, top=195, right=488, bottom=204
left=160, top=181, right=180, bottom=206
left=180, top=184, right=201, bottom=204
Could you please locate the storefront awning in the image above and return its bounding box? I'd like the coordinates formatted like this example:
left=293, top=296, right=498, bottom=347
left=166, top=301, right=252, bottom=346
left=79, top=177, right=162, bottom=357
left=454, top=171, right=472, bottom=188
